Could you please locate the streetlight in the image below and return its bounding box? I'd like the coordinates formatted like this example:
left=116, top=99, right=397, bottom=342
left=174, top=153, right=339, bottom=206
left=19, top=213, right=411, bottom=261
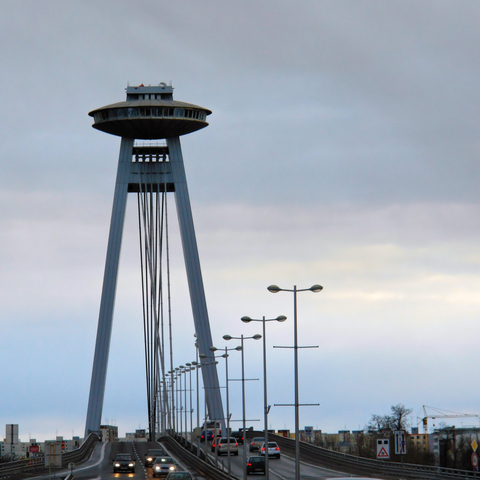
left=241, top=315, right=287, bottom=480
left=268, top=284, right=323, bottom=480
left=167, top=370, right=176, bottom=433
left=210, top=344, right=242, bottom=476
left=168, top=368, right=178, bottom=434
left=198, top=355, right=221, bottom=436
left=178, top=366, right=185, bottom=439
left=223, top=333, right=261, bottom=480
left=186, top=362, right=197, bottom=447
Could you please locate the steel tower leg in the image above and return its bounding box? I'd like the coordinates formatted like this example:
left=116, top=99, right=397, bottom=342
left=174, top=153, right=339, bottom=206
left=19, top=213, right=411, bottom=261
left=85, top=138, right=134, bottom=436
left=167, top=137, right=225, bottom=426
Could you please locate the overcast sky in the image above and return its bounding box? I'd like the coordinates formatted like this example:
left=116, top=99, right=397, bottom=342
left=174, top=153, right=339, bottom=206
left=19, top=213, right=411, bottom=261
left=1, top=0, right=480, bottom=442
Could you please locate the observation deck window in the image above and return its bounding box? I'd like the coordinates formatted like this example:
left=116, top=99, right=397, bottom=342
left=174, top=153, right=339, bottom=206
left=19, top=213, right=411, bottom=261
left=94, top=106, right=207, bottom=124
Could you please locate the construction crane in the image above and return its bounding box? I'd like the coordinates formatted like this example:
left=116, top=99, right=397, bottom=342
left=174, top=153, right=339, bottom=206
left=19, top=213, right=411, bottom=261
left=418, top=405, right=479, bottom=433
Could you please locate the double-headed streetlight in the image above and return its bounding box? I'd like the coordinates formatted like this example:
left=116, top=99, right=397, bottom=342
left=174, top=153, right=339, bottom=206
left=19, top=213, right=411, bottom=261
left=210, top=344, right=242, bottom=476
left=223, top=333, right=261, bottom=480
left=268, top=284, right=323, bottom=480
left=241, top=315, right=287, bottom=480
left=185, top=362, right=198, bottom=445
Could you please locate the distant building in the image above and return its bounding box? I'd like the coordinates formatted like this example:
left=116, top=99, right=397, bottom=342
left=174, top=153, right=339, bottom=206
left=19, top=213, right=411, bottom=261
left=100, top=425, right=118, bottom=442
left=410, top=432, right=429, bottom=451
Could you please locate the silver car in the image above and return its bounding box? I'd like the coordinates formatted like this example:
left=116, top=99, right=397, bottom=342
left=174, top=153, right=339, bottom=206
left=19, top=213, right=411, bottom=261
left=259, top=441, right=281, bottom=459
left=249, top=437, right=265, bottom=452
left=216, top=437, right=239, bottom=456
left=152, top=457, right=177, bottom=477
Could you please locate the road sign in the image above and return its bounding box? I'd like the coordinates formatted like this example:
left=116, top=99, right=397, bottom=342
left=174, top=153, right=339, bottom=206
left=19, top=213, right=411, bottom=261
left=44, top=442, right=62, bottom=468
left=377, top=439, right=390, bottom=459
left=472, top=453, right=478, bottom=468
left=395, top=430, right=407, bottom=455
left=472, top=440, right=478, bottom=452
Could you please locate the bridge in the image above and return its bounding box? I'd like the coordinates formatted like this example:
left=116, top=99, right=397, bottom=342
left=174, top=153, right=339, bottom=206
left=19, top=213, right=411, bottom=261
left=2, top=84, right=473, bottom=480
left=1, top=431, right=477, bottom=480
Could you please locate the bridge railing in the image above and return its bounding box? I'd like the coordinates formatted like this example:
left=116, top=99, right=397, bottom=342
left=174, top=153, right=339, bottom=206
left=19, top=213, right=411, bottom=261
left=160, top=435, right=237, bottom=480
left=256, top=432, right=478, bottom=480
left=0, top=433, right=100, bottom=479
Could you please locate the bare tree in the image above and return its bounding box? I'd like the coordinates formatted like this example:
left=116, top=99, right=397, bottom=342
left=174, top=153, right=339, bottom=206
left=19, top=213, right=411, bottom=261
left=390, top=403, right=412, bottom=431
left=368, top=404, right=412, bottom=435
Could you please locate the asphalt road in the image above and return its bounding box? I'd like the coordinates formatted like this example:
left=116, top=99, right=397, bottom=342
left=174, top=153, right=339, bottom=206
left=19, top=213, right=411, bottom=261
left=28, top=440, right=354, bottom=480
left=199, top=440, right=352, bottom=479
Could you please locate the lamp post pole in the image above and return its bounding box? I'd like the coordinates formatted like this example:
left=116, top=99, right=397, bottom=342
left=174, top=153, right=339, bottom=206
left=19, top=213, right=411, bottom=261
left=210, top=345, right=241, bottom=476
left=241, top=315, right=286, bottom=480
left=183, top=366, right=188, bottom=443
left=187, top=363, right=197, bottom=447
left=223, top=333, right=261, bottom=480
left=268, top=284, right=323, bottom=480
left=178, top=367, right=183, bottom=438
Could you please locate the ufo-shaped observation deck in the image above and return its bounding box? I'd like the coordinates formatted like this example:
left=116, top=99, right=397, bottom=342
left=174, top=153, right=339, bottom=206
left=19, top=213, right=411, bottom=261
left=89, top=84, right=211, bottom=139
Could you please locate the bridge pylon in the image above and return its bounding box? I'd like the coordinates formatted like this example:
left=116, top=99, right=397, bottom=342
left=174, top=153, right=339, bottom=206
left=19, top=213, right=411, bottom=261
left=84, top=83, right=224, bottom=439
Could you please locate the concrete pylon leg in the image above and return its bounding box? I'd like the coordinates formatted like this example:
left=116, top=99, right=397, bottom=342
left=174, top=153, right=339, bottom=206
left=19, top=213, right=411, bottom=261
left=85, top=138, right=134, bottom=436
left=168, top=137, right=225, bottom=427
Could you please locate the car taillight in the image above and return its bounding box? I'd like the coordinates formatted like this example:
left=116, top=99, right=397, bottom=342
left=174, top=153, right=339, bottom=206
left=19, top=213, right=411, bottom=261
left=276, top=447, right=280, bottom=450
left=261, top=447, right=265, bottom=451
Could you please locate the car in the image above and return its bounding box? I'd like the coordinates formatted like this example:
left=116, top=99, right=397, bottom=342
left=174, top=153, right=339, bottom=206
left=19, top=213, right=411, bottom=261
left=113, top=453, right=136, bottom=473
left=152, top=456, right=178, bottom=477
left=145, top=448, right=167, bottom=467
left=249, top=437, right=265, bottom=452
left=200, top=429, right=214, bottom=442
left=210, top=437, right=217, bottom=452
left=259, top=441, right=281, bottom=459
left=246, top=456, right=266, bottom=475
left=231, top=430, right=244, bottom=444
left=165, top=473, right=195, bottom=480
left=216, top=437, right=239, bottom=456
left=210, top=434, right=224, bottom=452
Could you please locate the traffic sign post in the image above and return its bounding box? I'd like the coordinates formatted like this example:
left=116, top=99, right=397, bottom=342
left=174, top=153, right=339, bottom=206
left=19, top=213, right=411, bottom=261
left=377, top=439, right=390, bottom=459
left=395, top=430, right=407, bottom=455
left=472, top=453, right=478, bottom=470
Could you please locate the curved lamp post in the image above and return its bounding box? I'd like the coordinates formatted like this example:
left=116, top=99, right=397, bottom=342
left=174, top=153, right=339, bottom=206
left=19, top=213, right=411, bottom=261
left=210, top=344, right=242, bottom=476
left=223, top=333, right=261, bottom=480
left=241, top=315, right=286, bottom=480
left=267, top=284, right=322, bottom=480
left=186, top=362, right=198, bottom=446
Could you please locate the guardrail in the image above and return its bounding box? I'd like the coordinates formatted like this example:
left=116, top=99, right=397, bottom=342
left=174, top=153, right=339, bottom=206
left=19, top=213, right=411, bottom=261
left=160, top=435, right=237, bottom=480
left=250, top=432, right=478, bottom=480
left=0, top=433, right=100, bottom=479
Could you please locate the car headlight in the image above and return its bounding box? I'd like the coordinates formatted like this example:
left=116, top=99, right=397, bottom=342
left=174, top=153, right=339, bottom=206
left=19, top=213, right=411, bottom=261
left=129, top=463, right=134, bottom=467
left=169, top=466, right=175, bottom=470
left=147, top=457, right=153, bottom=461
left=154, top=466, right=160, bottom=471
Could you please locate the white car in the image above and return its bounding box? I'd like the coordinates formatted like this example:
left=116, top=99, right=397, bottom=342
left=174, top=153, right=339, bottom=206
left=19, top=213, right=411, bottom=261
left=216, top=437, right=239, bottom=455
left=152, top=456, right=178, bottom=477
left=259, top=441, right=281, bottom=459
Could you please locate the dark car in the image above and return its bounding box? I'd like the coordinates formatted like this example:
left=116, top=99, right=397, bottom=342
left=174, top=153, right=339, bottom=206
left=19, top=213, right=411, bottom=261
left=145, top=448, right=167, bottom=467
left=246, top=456, right=266, bottom=475
left=113, top=453, right=136, bottom=473
left=165, top=473, right=195, bottom=480
left=152, top=456, right=177, bottom=477
left=231, top=430, right=244, bottom=444
left=200, top=429, right=214, bottom=442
